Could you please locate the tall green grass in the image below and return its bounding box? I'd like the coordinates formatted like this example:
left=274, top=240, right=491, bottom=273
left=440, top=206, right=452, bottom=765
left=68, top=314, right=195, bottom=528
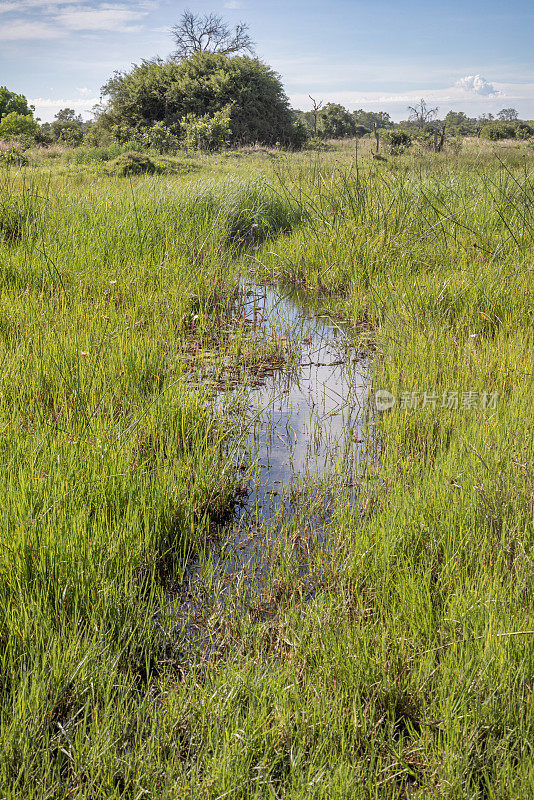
left=0, top=143, right=533, bottom=797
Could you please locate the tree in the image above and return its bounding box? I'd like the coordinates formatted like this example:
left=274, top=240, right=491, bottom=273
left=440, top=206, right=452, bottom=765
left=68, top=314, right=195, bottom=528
left=54, top=107, right=83, bottom=124
left=100, top=52, right=302, bottom=147
left=352, top=109, right=392, bottom=131
left=444, top=111, right=476, bottom=135
left=171, top=10, right=254, bottom=61
left=48, top=107, right=85, bottom=145
left=497, top=108, right=518, bottom=122
left=308, top=96, right=323, bottom=135
left=481, top=122, right=516, bottom=140
left=0, top=112, right=39, bottom=139
left=408, top=98, right=438, bottom=127
left=0, top=86, right=34, bottom=123
left=317, top=103, right=356, bottom=139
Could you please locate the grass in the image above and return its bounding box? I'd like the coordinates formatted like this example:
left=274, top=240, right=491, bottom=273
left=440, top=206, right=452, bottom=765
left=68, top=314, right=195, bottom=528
left=0, top=136, right=533, bottom=797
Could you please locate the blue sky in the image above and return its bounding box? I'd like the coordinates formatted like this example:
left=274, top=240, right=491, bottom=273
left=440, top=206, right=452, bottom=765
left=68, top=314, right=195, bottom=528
left=1, top=0, right=533, bottom=122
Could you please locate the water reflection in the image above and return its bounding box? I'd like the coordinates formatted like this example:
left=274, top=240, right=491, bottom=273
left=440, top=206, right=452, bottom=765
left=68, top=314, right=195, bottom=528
left=179, top=283, right=369, bottom=618
left=233, top=283, right=367, bottom=529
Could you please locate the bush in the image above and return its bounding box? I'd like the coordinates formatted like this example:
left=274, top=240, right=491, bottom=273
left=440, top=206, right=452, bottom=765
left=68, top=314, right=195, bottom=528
left=515, top=122, right=534, bottom=140
left=109, top=151, right=157, bottom=176
left=0, top=147, right=28, bottom=166
left=289, top=121, right=308, bottom=150
left=481, top=122, right=516, bottom=140
left=142, top=121, right=180, bottom=154
left=68, top=141, right=143, bottom=164
left=0, top=112, right=39, bottom=140
left=304, top=136, right=333, bottom=151
left=100, top=52, right=302, bottom=147
left=55, top=124, right=84, bottom=146
left=317, top=103, right=357, bottom=140
left=382, top=130, right=412, bottom=155
left=181, top=106, right=232, bottom=152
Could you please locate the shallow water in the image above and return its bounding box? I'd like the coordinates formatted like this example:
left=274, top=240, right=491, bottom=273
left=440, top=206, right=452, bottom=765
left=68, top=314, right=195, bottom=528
left=174, top=286, right=370, bottom=661
left=176, top=283, right=370, bottom=651
left=220, top=284, right=368, bottom=565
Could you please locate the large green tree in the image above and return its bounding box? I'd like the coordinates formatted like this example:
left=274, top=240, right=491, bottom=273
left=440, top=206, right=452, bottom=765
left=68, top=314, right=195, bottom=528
left=0, top=86, right=34, bottom=123
left=100, top=52, right=301, bottom=147
left=352, top=109, right=393, bottom=131
left=317, top=103, right=356, bottom=139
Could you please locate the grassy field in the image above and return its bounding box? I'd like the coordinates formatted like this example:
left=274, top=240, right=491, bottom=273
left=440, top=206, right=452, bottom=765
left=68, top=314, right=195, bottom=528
left=0, top=136, right=533, bottom=798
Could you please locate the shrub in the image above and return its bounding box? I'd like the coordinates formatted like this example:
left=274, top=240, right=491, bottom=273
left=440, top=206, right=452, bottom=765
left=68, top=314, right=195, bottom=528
left=0, top=112, right=39, bottom=140
left=100, top=52, right=301, bottom=147
left=55, top=125, right=84, bottom=146
left=289, top=121, right=308, bottom=150
left=68, top=141, right=143, bottom=164
left=481, top=122, right=516, bottom=140
left=304, top=136, right=333, bottom=151
left=109, top=151, right=157, bottom=176
left=515, top=122, right=534, bottom=140
left=0, top=148, right=28, bottom=166
left=181, top=106, right=232, bottom=152
left=317, top=103, right=357, bottom=140
left=142, top=121, right=180, bottom=154
left=382, top=130, right=412, bottom=155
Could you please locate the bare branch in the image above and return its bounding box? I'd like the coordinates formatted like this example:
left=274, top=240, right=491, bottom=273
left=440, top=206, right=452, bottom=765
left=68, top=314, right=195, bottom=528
left=171, top=10, right=255, bottom=61
left=408, top=98, right=439, bottom=127
left=308, top=95, right=323, bottom=134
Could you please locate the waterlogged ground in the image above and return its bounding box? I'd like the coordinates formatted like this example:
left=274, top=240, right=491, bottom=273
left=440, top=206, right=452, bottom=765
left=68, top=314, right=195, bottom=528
left=176, top=283, right=370, bottom=654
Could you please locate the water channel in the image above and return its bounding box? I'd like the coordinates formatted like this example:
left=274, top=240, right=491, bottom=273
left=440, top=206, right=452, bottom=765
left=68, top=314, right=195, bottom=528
left=175, top=283, right=371, bottom=654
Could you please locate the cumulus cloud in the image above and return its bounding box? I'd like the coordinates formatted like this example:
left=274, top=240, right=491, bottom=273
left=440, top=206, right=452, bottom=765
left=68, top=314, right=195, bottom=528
left=455, top=75, right=502, bottom=97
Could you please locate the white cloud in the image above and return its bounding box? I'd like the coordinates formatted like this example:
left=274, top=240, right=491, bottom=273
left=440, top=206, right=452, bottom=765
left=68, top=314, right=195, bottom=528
left=0, top=1, right=150, bottom=35
left=288, top=80, right=534, bottom=120
left=30, top=95, right=101, bottom=121
left=54, top=4, right=147, bottom=32
left=0, top=0, right=84, bottom=10
left=0, top=19, right=64, bottom=38
left=455, top=75, right=501, bottom=97
left=30, top=95, right=100, bottom=107
left=224, top=1, right=244, bottom=8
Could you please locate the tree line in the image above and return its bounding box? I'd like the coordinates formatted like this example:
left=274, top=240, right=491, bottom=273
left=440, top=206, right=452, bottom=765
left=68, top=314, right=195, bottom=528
left=1, top=10, right=533, bottom=154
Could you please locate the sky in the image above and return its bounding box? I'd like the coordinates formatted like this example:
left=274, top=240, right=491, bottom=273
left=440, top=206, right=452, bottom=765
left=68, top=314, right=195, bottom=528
left=1, top=0, right=533, bottom=122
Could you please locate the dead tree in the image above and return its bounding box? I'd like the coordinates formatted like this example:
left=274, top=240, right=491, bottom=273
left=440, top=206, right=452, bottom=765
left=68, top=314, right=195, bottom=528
left=408, top=98, right=438, bottom=128
left=308, top=96, right=323, bottom=135
left=373, top=122, right=380, bottom=152
left=433, top=123, right=446, bottom=153
left=171, top=10, right=255, bottom=61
